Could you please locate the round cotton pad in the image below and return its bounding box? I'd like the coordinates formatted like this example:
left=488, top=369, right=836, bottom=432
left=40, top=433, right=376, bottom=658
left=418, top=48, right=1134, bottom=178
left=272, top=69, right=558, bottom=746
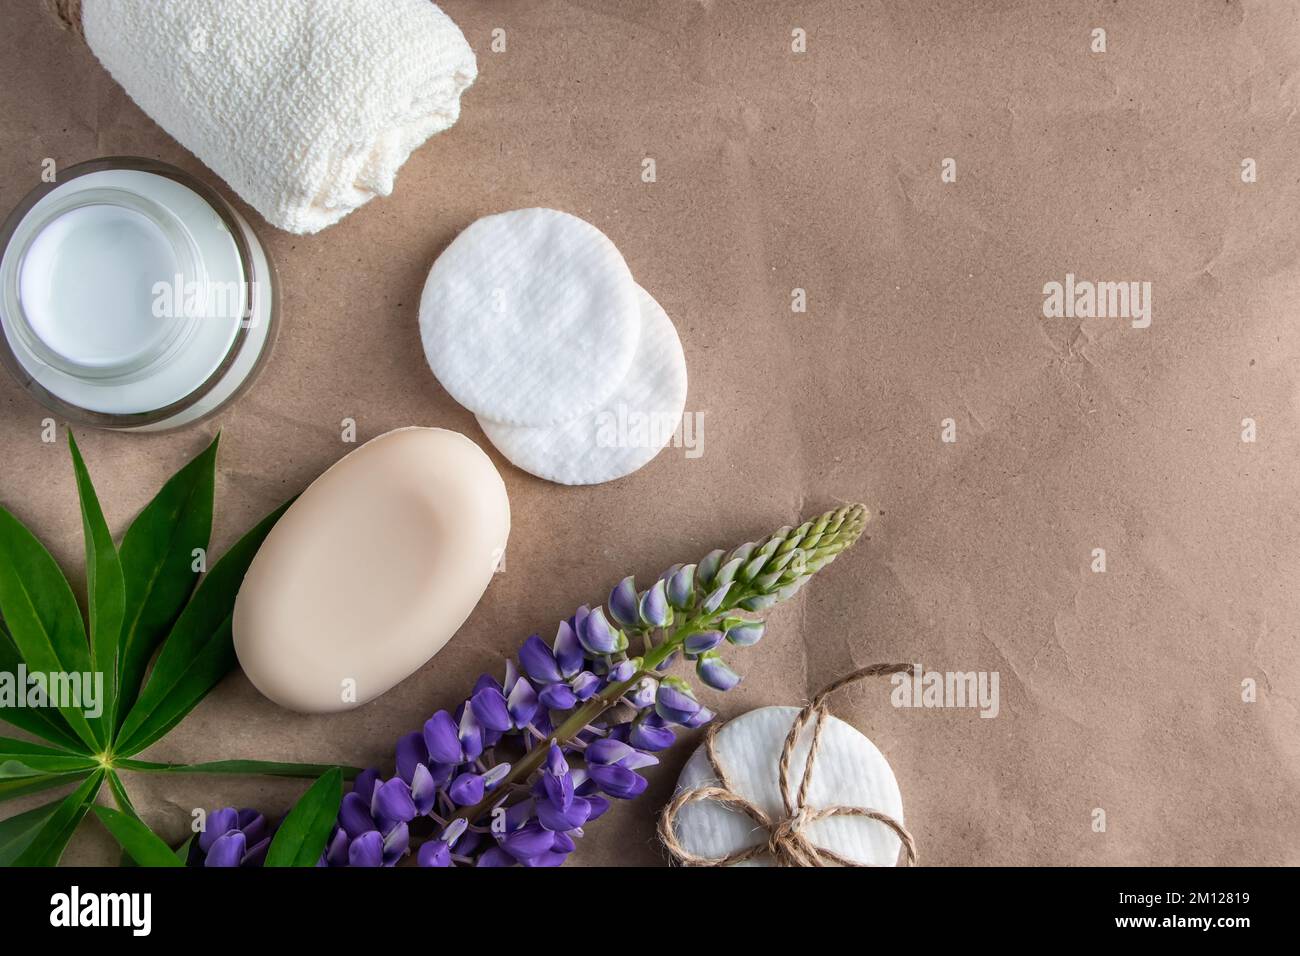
left=419, top=208, right=640, bottom=427
left=477, top=286, right=688, bottom=485
left=669, top=706, right=905, bottom=866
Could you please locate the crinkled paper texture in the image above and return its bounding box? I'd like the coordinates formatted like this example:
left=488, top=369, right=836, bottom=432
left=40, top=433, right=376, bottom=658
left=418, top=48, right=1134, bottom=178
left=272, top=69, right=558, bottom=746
left=1, top=0, right=1297, bottom=865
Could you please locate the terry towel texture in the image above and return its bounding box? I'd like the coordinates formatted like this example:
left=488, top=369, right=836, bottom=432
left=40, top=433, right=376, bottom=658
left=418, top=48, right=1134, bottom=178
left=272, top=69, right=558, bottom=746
left=80, top=0, right=477, bottom=234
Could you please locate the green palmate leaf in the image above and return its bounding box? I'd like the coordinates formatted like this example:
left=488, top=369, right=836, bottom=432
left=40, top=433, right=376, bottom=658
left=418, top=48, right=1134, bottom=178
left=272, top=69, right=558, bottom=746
left=106, top=770, right=136, bottom=816
left=67, top=432, right=125, bottom=748
left=116, top=758, right=362, bottom=779
left=106, top=769, right=142, bottom=867
left=115, top=500, right=291, bottom=756
left=0, top=798, right=62, bottom=865
left=12, top=769, right=103, bottom=866
left=0, top=507, right=99, bottom=751
left=92, top=806, right=182, bottom=868
left=0, top=771, right=91, bottom=804
left=0, top=736, right=98, bottom=779
left=115, top=627, right=233, bottom=758
left=265, top=768, right=342, bottom=868
left=115, top=434, right=218, bottom=731
left=0, top=623, right=85, bottom=752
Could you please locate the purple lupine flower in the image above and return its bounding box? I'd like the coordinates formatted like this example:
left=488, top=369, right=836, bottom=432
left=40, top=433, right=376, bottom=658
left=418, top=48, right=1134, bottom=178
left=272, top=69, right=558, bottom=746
left=423, top=710, right=463, bottom=764
left=537, top=795, right=591, bottom=832
left=585, top=738, right=659, bottom=771
left=607, top=658, right=638, bottom=683
left=697, top=653, right=742, bottom=691
left=477, top=846, right=516, bottom=867
left=656, top=677, right=714, bottom=728
left=381, top=823, right=410, bottom=865
left=373, top=778, right=418, bottom=827
left=352, top=768, right=380, bottom=803
left=541, top=680, right=577, bottom=710
left=570, top=670, right=601, bottom=700
left=584, top=737, right=657, bottom=800
left=626, top=712, right=676, bottom=751
left=339, top=792, right=375, bottom=837
left=502, top=820, right=558, bottom=864
left=416, top=818, right=469, bottom=867
left=395, top=732, right=428, bottom=783
left=683, top=630, right=724, bottom=657
left=410, top=764, right=437, bottom=814
left=542, top=745, right=573, bottom=808
left=349, top=831, right=385, bottom=867
left=449, top=772, right=485, bottom=805
left=625, top=675, right=658, bottom=710
left=532, top=745, right=592, bottom=833
left=507, top=670, right=540, bottom=727
left=552, top=620, right=582, bottom=678
left=577, top=606, right=627, bottom=655
left=520, top=624, right=601, bottom=709
left=457, top=705, right=484, bottom=761
left=639, top=579, right=672, bottom=628
left=608, top=576, right=640, bottom=629
left=314, top=505, right=869, bottom=866
left=188, top=808, right=273, bottom=867
left=320, top=773, right=411, bottom=867
left=724, top=619, right=765, bottom=647
left=471, top=684, right=512, bottom=732
left=520, top=633, right=564, bottom=683
left=419, top=840, right=452, bottom=867
left=585, top=762, right=648, bottom=800
left=666, top=564, right=696, bottom=609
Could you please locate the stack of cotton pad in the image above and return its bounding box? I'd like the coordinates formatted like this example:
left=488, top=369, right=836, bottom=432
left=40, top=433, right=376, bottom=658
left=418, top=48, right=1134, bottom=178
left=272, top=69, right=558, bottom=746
left=420, top=208, right=688, bottom=485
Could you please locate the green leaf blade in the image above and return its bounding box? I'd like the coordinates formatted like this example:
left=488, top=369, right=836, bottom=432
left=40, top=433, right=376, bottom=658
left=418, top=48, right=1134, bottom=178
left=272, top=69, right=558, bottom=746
left=67, top=431, right=125, bottom=748
left=0, top=736, right=98, bottom=779
left=0, top=624, right=86, bottom=752
left=115, top=630, right=235, bottom=757
left=0, top=799, right=62, bottom=865
left=0, top=771, right=92, bottom=804
left=116, top=758, right=362, bottom=779
left=115, top=500, right=290, bottom=756
left=92, top=805, right=182, bottom=867
left=106, top=769, right=137, bottom=816
left=115, top=434, right=218, bottom=730
left=0, top=506, right=98, bottom=751
left=12, top=769, right=103, bottom=866
left=264, top=767, right=342, bottom=867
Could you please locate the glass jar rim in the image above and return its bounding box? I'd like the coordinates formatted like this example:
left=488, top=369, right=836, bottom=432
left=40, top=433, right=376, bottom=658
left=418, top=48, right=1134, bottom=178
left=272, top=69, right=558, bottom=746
left=6, top=184, right=207, bottom=382
left=0, top=157, right=278, bottom=430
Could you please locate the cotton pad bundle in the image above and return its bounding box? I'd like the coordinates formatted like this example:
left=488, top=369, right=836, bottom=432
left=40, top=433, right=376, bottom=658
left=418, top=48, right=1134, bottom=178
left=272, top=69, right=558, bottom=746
left=666, top=706, right=908, bottom=866
left=61, top=0, right=476, bottom=234
left=420, top=208, right=688, bottom=485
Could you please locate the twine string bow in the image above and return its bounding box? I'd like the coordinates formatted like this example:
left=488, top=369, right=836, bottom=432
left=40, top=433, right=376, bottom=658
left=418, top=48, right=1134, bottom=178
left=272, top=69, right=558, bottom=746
left=659, top=662, right=919, bottom=867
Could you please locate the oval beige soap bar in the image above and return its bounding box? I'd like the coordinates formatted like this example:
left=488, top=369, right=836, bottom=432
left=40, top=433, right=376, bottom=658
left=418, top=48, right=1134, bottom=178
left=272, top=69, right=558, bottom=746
left=233, top=427, right=510, bottom=713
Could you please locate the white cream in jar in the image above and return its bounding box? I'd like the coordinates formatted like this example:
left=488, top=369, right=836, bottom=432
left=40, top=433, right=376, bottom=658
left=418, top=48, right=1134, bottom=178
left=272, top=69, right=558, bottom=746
left=0, top=158, right=276, bottom=431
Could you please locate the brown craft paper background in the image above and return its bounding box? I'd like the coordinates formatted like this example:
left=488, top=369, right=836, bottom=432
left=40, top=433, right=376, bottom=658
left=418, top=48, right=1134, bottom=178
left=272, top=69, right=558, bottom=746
left=2, top=0, right=1298, bottom=866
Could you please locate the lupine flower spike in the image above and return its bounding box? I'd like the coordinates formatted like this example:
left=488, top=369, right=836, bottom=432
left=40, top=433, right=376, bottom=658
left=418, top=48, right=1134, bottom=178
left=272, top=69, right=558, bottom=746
left=197, top=506, right=869, bottom=867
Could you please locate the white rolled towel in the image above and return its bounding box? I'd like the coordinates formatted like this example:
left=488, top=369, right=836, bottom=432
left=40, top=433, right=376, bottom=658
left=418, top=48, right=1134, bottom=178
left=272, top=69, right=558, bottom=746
left=74, top=0, right=477, bottom=234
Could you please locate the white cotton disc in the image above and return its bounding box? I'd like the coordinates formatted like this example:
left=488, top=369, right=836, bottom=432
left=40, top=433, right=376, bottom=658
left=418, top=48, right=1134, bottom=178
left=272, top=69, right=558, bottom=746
left=419, top=208, right=641, bottom=427
left=670, top=706, right=905, bottom=866
left=477, top=286, right=688, bottom=485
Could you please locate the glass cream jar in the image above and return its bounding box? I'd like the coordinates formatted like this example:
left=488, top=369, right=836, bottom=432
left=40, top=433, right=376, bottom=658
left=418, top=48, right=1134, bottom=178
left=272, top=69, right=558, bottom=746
left=0, top=157, right=276, bottom=431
